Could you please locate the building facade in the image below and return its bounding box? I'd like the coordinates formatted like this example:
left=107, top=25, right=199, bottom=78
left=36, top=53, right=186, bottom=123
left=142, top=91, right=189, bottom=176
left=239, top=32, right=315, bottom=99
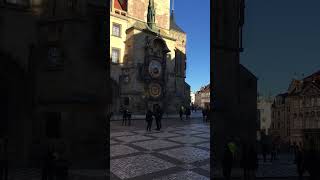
left=212, top=0, right=257, bottom=166
left=194, top=84, right=210, bottom=109
left=257, top=95, right=273, bottom=135
left=110, top=0, right=190, bottom=114
left=0, top=0, right=109, bottom=168
left=270, top=71, right=320, bottom=145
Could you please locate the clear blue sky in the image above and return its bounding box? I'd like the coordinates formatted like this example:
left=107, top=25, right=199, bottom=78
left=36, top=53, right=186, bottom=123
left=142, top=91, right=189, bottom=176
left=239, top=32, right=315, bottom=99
left=173, top=0, right=210, bottom=93
left=241, top=0, right=320, bottom=96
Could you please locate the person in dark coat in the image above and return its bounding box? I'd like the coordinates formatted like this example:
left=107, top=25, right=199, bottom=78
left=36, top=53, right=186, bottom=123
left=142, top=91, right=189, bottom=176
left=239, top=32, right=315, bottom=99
left=127, top=111, right=132, bottom=126
left=179, top=107, right=184, bottom=121
left=146, top=110, right=153, bottom=132
left=240, top=144, right=249, bottom=180
left=154, top=105, right=163, bottom=131
left=247, top=146, right=258, bottom=180
left=295, top=146, right=305, bottom=180
left=222, top=144, right=233, bottom=180
left=54, top=144, right=69, bottom=180
left=304, top=145, right=320, bottom=180
left=202, top=108, right=206, bottom=122
left=0, top=138, right=8, bottom=180
left=122, top=109, right=127, bottom=126
left=42, top=146, right=55, bottom=180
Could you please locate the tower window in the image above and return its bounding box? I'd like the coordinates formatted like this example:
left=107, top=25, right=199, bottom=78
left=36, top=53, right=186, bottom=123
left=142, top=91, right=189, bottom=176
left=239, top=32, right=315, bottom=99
left=112, top=23, right=121, bottom=37
left=111, top=48, right=120, bottom=63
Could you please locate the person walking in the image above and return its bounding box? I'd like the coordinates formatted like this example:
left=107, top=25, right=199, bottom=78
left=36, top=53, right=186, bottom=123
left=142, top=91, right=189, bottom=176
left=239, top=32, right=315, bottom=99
left=127, top=111, right=132, bottom=126
left=122, top=109, right=127, bottom=126
left=202, top=108, right=206, bottom=122
left=185, top=107, right=191, bottom=120
left=222, top=144, right=233, bottom=180
left=270, top=143, right=276, bottom=162
left=0, top=138, right=8, bottom=180
left=146, top=109, right=153, bottom=132
left=240, top=144, right=249, bottom=180
left=295, top=146, right=305, bottom=180
left=247, top=146, right=258, bottom=180
left=179, top=106, right=184, bottom=121
left=42, top=146, right=55, bottom=180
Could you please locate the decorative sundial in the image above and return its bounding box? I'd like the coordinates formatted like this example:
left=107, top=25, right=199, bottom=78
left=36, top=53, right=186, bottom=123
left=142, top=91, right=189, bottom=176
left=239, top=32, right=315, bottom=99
left=149, top=83, right=162, bottom=98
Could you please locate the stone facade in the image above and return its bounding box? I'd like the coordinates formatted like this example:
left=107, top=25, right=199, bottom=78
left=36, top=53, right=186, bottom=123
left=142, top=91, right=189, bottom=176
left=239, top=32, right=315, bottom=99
left=194, top=85, right=210, bottom=109
left=270, top=71, right=320, bottom=145
left=110, top=0, right=190, bottom=114
left=0, top=0, right=109, bottom=168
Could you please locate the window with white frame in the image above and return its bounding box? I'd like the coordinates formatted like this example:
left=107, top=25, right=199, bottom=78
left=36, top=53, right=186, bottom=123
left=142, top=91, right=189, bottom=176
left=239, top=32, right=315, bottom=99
left=112, top=23, right=121, bottom=37
left=111, top=48, right=120, bottom=63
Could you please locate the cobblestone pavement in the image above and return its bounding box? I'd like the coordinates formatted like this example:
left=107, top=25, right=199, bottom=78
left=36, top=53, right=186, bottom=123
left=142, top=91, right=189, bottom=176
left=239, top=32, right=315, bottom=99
left=110, top=113, right=210, bottom=180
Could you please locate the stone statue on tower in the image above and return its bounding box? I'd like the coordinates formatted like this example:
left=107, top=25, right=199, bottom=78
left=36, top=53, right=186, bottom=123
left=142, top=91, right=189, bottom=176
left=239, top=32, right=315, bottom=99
left=147, top=0, right=157, bottom=31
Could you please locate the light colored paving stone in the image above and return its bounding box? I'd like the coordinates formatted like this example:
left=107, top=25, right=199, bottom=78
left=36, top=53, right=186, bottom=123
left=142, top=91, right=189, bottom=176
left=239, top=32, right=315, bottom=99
left=110, top=145, right=140, bottom=157
left=159, top=147, right=209, bottom=163
left=168, top=136, right=209, bottom=144
left=133, top=139, right=180, bottom=150
left=114, top=135, right=153, bottom=143
left=153, top=170, right=209, bottom=180
left=110, top=154, right=175, bottom=179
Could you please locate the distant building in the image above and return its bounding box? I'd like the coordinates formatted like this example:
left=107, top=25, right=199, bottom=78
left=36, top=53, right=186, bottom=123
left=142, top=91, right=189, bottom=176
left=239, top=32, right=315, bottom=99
left=190, top=92, right=195, bottom=105
left=270, top=70, right=320, bottom=145
left=194, top=84, right=210, bottom=109
left=257, top=96, right=273, bottom=135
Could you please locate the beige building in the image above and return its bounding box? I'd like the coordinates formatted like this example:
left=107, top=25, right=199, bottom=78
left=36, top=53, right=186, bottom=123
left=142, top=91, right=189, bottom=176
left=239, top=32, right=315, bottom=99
left=270, top=71, right=320, bottom=145
left=0, top=0, right=109, bottom=168
left=195, top=84, right=210, bottom=109
left=257, top=96, right=273, bottom=135
left=110, top=0, right=190, bottom=114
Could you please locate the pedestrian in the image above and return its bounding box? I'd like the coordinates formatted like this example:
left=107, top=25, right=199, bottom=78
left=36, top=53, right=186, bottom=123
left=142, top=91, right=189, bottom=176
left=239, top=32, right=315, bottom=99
left=240, top=144, right=249, bottom=180
left=185, top=107, right=190, bottom=120
left=153, top=105, right=161, bottom=131
left=122, top=109, right=127, bottom=126
left=304, top=143, right=320, bottom=180
left=42, top=145, right=55, bottom=180
left=158, top=107, right=163, bottom=130
left=0, top=138, right=8, bottom=180
left=222, top=144, right=233, bottom=180
left=270, top=143, right=276, bottom=162
left=54, top=143, right=69, bottom=180
left=179, top=107, right=183, bottom=121
left=146, top=109, right=153, bottom=132
left=127, top=111, right=132, bottom=126
left=247, top=145, right=258, bottom=180
left=261, top=143, right=268, bottom=163
left=202, top=108, right=206, bottom=122
left=295, top=146, right=305, bottom=180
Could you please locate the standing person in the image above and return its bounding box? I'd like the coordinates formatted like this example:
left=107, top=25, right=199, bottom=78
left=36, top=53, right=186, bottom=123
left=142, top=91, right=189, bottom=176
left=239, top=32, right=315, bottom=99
left=247, top=146, right=258, bottom=180
left=270, top=143, right=276, bottom=162
left=127, top=111, right=132, bottom=126
left=158, top=106, right=163, bottom=130
left=153, top=105, right=161, bottom=131
left=240, top=144, right=249, bottom=180
left=0, top=137, right=8, bottom=180
left=146, top=109, right=153, bottom=132
left=261, top=143, right=268, bottom=163
left=54, top=143, right=69, bottom=180
left=42, top=145, right=55, bottom=180
left=122, top=109, right=127, bottom=126
left=179, top=106, right=184, bottom=121
left=222, top=144, right=233, bottom=180
left=185, top=107, right=190, bottom=120
left=295, top=146, right=305, bottom=180
left=202, top=108, right=206, bottom=122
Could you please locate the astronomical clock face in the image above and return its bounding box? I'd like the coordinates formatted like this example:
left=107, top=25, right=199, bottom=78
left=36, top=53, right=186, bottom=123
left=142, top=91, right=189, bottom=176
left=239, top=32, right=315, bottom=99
left=148, top=60, right=162, bottom=78
left=149, top=83, right=162, bottom=98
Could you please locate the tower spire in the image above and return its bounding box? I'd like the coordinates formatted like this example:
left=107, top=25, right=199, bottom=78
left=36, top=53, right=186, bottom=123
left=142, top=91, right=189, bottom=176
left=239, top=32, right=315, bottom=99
left=172, top=0, right=175, bottom=12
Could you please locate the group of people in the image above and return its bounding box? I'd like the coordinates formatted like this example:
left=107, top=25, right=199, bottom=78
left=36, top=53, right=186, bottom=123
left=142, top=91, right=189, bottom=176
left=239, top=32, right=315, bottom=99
left=122, top=109, right=132, bottom=126
left=146, top=105, right=163, bottom=131
left=222, top=139, right=258, bottom=180
left=179, top=106, right=191, bottom=121
left=42, top=144, right=69, bottom=180
left=202, top=108, right=209, bottom=122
